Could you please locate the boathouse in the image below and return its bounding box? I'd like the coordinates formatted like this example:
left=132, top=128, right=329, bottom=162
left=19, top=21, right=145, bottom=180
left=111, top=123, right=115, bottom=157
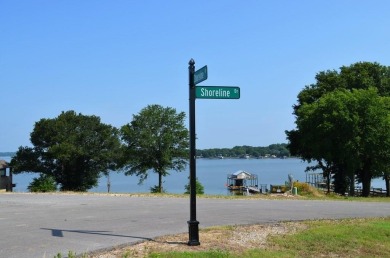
left=227, top=170, right=258, bottom=191
left=0, top=160, right=14, bottom=192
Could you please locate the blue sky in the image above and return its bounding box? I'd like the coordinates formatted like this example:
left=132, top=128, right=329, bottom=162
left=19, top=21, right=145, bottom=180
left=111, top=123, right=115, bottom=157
left=1, top=1, right=390, bottom=151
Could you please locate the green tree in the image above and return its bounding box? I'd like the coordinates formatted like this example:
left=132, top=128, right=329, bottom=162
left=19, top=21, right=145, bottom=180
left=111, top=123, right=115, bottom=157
left=11, top=111, right=121, bottom=191
left=287, top=62, right=390, bottom=196
left=120, top=105, right=189, bottom=193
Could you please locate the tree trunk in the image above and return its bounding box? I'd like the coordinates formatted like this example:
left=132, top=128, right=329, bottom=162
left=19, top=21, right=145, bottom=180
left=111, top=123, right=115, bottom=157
left=385, top=175, right=390, bottom=197
left=349, top=173, right=355, bottom=197
left=107, top=173, right=111, bottom=193
left=333, top=164, right=348, bottom=195
left=158, top=172, right=163, bottom=193
left=326, top=172, right=331, bottom=194
left=361, top=175, right=371, bottom=197
left=360, top=162, right=372, bottom=197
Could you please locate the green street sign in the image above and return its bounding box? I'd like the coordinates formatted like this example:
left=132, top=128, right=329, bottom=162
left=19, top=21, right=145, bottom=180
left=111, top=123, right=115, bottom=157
left=194, top=65, right=208, bottom=85
left=195, top=86, right=240, bottom=99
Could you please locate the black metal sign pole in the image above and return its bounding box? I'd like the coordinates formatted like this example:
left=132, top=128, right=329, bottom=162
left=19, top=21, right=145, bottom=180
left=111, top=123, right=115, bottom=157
left=188, top=58, right=200, bottom=246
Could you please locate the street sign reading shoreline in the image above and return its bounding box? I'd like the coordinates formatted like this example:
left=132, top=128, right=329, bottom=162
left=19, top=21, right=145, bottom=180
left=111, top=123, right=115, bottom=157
left=194, top=65, right=208, bottom=85
left=195, top=86, right=240, bottom=99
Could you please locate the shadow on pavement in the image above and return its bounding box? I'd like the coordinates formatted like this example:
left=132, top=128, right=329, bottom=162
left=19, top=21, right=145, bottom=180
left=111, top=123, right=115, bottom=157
left=40, top=227, right=154, bottom=241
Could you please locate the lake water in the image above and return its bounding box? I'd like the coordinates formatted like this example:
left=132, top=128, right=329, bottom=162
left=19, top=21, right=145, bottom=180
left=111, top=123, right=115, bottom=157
left=1, top=156, right=386, bottom=194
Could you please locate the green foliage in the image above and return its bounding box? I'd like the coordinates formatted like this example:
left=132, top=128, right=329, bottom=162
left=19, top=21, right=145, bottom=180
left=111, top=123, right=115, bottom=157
left=270, top=218, right=390, bottom=257
left=53, top=251, right=86, bottom=258
left=67, top=251, right=76, bottom=258
left=120, top=105, right=189, bottom=193
left=286, top=62, right=390, bottom=196
left=150, top=185, right=166, bottom=193
left=293, top=182, right=322, bottom=197
left=184, top=177, right=204, bottom=194
left=196, top=144, right=290, bottom=158
left=292, top=181, right=311, bottom=194
left=28, top=174, right=57, bottom=192
left=11, top=110, right=121, bottom=191
left=149, top=250, right=230, bottom=258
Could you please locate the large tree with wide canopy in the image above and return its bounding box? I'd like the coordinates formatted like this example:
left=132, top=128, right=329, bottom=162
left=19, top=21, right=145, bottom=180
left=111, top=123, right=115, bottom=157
left=11, top=111, right=121, bottom=191
left=286, top=62, right=390, bottom=196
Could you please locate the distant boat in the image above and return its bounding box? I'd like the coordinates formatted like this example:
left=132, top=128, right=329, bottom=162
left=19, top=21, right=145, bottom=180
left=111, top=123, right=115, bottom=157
left=218, top=154, right=224, bottom=159
left=240, top=154, right=250, bottom=159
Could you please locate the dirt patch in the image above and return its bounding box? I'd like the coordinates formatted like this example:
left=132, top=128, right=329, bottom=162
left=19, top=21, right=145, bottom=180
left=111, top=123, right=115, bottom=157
left=91, top=222, right=306, bottom=258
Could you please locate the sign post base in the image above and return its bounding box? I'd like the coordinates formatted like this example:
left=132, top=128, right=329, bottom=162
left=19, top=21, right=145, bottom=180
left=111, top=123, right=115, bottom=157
left=187, top=220, right=200, bottom=246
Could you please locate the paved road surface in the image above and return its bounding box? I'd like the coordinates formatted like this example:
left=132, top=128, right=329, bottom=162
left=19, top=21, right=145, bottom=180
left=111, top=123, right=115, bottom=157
left=1, top=193, right=390, bottom=258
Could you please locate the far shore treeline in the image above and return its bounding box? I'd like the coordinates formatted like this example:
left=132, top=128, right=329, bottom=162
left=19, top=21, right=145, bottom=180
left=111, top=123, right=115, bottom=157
left=196, top=144, right=289, bottom=158
left=0, top=152, right=16, bottom=157
left=0, top=143, right=290, bottom=159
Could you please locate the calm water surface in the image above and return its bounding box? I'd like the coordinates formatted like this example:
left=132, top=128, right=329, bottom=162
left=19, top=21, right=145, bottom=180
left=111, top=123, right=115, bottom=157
left=2, top=157, right=386, bottom=195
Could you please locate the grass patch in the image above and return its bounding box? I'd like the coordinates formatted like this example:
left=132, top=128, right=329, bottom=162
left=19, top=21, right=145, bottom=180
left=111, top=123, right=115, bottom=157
left=149, top=250, right=230, bottom=258
left=260, top=217, right=390, bottom=257
left=138, top=217, right=390, bottom=258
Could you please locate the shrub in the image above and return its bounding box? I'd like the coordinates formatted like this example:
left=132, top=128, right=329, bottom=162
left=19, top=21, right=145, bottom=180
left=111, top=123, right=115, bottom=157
left=184, top=177, right=204, bottom=195
left=150, top=185, right=166, bottom=193
left=293, top=181, right=323, bottom=197
left=28, top=174, right=57, bottom=192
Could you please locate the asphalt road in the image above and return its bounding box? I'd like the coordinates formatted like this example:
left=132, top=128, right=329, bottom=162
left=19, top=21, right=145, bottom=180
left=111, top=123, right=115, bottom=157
left=1, top=193, right=390, bottom=258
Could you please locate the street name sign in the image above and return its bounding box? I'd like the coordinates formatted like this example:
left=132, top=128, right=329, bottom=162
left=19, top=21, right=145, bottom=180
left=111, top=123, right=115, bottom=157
left=195, top=86, right=240, bottom=99
left=194, top=65, right=208, bottom=85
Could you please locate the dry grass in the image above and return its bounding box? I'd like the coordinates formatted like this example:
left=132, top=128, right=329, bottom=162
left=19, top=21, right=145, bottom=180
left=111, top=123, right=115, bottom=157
left=91, top=222, right=305, bottom=258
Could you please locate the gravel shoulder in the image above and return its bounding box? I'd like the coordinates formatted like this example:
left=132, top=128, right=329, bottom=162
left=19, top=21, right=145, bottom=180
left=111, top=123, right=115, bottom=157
left=91, top=222, right=306, bottom=258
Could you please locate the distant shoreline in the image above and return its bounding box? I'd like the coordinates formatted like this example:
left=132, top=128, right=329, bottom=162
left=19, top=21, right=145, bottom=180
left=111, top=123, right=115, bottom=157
left=0, top=152, right=15, bottom=157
